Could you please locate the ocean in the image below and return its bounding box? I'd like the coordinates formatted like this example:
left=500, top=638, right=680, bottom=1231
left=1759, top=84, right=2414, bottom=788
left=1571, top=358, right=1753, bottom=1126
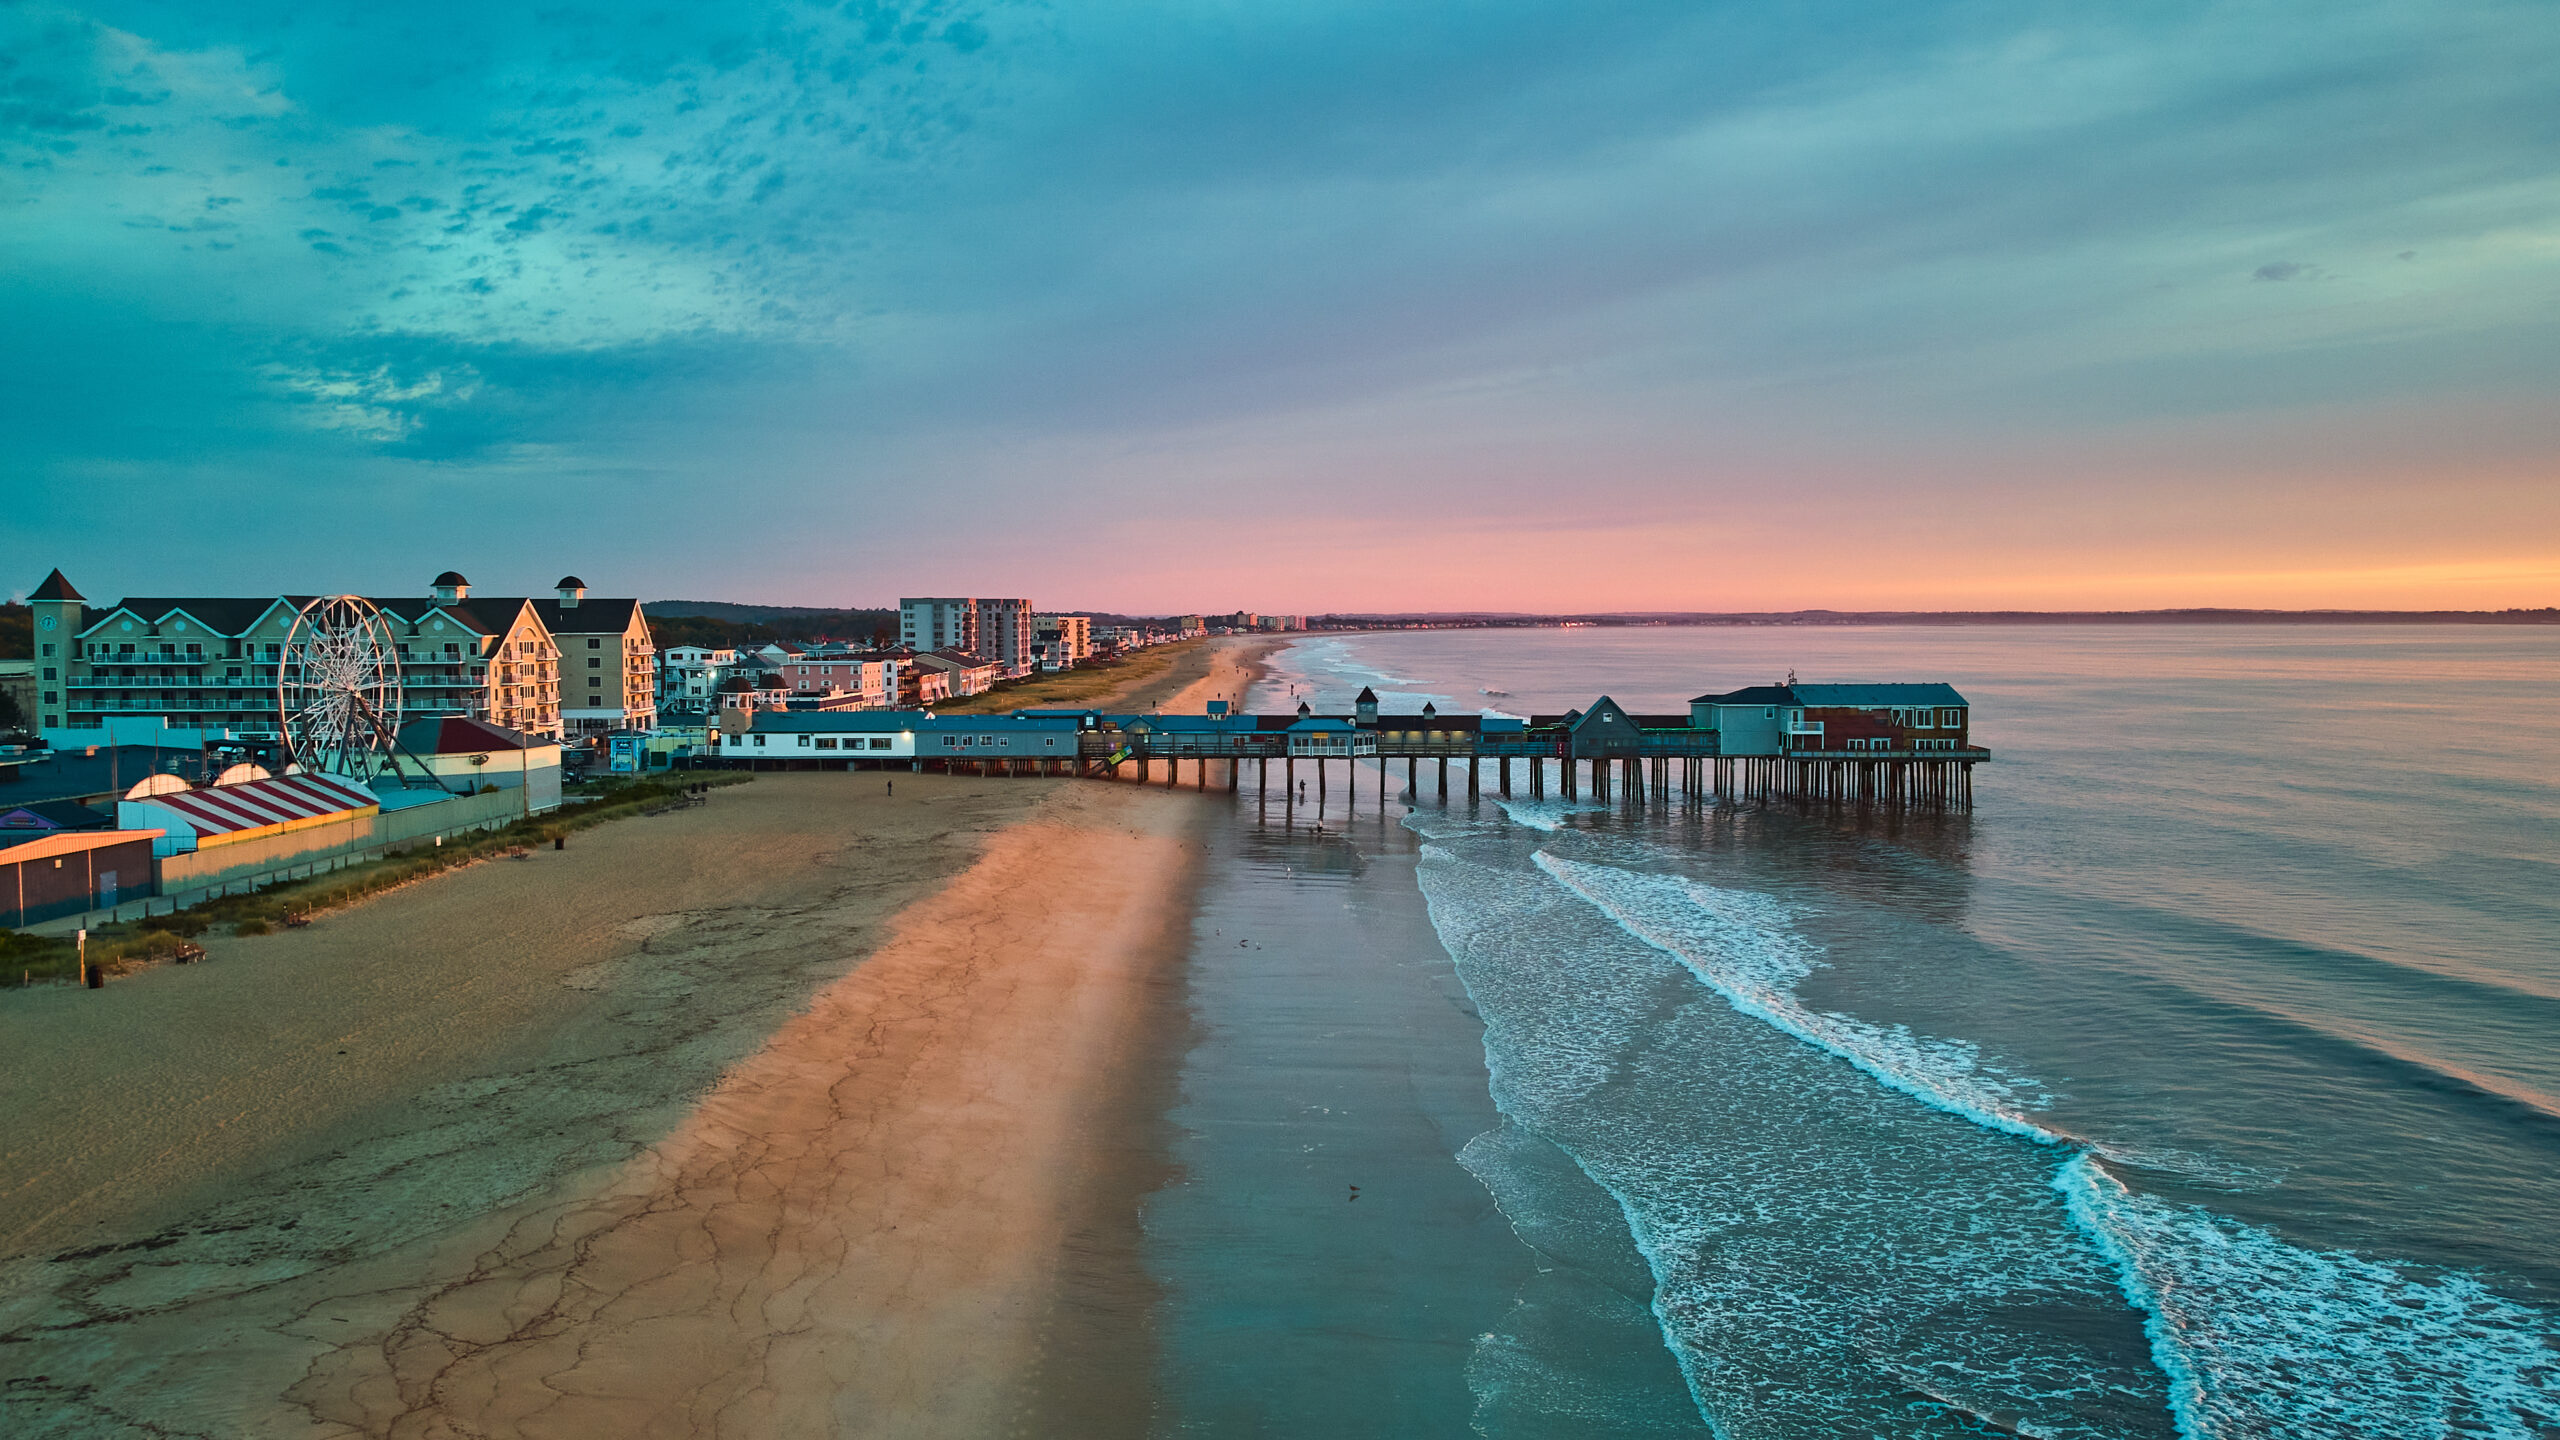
left=1140, top=626, right=2560, bottom=1438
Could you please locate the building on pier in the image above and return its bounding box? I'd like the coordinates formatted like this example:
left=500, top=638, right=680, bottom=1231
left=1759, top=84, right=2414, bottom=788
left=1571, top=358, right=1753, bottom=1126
left=1688, top=683, right=1970, bottom=756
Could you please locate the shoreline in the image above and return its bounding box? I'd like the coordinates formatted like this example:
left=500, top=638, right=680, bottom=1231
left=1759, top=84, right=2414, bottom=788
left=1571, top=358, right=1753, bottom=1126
left=1019, top=635, right=1281, bottom=1433
left=0, top=636, right=1281, bottom=1436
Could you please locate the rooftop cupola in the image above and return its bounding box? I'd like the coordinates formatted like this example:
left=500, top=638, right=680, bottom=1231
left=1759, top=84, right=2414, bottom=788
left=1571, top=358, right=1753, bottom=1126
left=1355, top=685, right=1379, bottom=724
left=431, top=570, right=470, bottom=603
left=1296, top=699, right=1312, bottom=717
left=555, top=575, right=587, bottom=608
left=1422, top=700, right=1438, bottom=720
left=30, top=568, right=85, bottom=603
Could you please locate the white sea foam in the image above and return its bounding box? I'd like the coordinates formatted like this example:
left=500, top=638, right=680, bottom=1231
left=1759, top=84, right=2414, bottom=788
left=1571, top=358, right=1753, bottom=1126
left=1535, top=851, right=2059, bottom=1142
left=2060, top=1155, right=2560, bottom=1439
left=1531, top=849, right=2560, bottom=1439
left=1490, top=797, right=1608, bottom=833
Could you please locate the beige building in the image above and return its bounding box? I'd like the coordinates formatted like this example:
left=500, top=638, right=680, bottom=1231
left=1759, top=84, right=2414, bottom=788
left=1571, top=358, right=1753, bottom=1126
left=542, top=578, right=658, bottom=735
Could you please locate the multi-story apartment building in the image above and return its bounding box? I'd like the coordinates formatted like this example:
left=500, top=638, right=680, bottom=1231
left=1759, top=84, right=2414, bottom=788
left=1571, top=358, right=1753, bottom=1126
left=974, top=598, right=1036, bottom=678
left=900, top=598, right=977, bottom=654
left=544, top=578, right=657, bottom=735
left=901, top=597, right=1036, bottom=678
left=1033, top=614, right=1091, bottom=669
left=23, top=568, right=653, bottom=744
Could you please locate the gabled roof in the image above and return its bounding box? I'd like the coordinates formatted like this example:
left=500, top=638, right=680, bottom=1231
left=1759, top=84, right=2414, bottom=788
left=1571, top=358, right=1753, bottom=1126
left=531, top=597, right=642, bottom=634
left=1570, top=696, right=1640, bottom=729
left=1355, top=685, right=1378, bottom=702
left=30, top=568, right=83, bottom=602
left=131, top=773, right=378, bottom=838
left=84, top=596, right=310, bottom=636
left=1791, top=683, right=1968, bottom=708
left=395, top=717, right=537, bottom=754
left=379, top=597, right=535, bottom=638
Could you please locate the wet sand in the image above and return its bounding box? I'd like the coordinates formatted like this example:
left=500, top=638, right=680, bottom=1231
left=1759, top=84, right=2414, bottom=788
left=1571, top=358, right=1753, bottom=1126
left=0, top=638, right=1274, bottom=1437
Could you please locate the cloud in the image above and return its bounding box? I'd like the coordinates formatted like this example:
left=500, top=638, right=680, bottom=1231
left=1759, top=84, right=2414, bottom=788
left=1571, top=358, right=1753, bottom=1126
left=5, top=0, right=2559, bottom=606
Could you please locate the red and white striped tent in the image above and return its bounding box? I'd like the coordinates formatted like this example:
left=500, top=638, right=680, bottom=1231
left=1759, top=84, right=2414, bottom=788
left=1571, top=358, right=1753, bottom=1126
left=120, top=773, right=380, bottom=853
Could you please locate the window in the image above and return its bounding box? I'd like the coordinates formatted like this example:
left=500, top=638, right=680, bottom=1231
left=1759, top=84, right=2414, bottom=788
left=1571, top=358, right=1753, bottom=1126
left=1940, top=709, right=1961, bottom=727
left=42, top=691, right=57, bottom=704
left=980, top=735, right=995, bottom=745
left=869, top=738, right=892, bottom=750
left=588, top=638, right=601, bottom=649
left=754, top=734, right=767, bottom=747
left=41, top=667, right=54, bottom=681
left=589, top=658, right=602, bottom=668
left=815, top=738, right=838, bottom=749
left=40, top=643, right=53, bottom=658
left=1044, top=738, right=1057, bottom=748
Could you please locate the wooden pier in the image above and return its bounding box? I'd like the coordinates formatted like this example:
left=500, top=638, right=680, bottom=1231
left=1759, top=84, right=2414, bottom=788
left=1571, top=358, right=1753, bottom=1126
left=1063, top=690, right=1984, bottom=813
left=720, top=685, right=1987, bottom=814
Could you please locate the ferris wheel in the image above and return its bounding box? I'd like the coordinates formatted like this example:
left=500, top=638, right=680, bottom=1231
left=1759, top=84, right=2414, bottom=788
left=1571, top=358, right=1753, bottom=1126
left=278, top=595, right=406, bottom=781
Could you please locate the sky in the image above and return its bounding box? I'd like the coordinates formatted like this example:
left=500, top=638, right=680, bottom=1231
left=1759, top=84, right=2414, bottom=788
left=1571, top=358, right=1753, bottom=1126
left=5, top=0, right=2557, bottom=614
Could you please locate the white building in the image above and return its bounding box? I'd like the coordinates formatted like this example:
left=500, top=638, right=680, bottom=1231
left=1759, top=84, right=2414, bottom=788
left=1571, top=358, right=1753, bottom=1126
left=901, top=597, right=1036, bottom=678
left=975, top=598, right=1036, bottom=677
left=659, top=646, right=737, bottom=712
left=900, top=599, right=976, bottom=653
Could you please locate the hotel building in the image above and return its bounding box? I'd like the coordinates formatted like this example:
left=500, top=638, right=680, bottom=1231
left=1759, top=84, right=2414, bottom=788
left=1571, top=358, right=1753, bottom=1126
left=23, top=569, right=655, bottom=744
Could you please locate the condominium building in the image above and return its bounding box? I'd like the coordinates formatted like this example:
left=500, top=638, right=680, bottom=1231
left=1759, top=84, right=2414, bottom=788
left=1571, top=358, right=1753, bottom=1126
left=900, top=598, right=977, bottom=653
left=22, top=568, right=654, bottom=744
left=544, top=577, right=658, bottom=735
left=901, top=596, right=1036, bottom=677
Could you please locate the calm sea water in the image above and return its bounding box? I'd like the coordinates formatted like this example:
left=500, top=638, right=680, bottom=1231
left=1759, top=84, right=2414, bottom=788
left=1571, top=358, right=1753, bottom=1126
left=1143, top=626, right=2560, bottom=1439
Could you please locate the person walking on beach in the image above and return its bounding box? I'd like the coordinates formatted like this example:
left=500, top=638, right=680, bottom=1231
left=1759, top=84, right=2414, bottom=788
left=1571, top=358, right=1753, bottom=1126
left=886, top=779, right=894, bottom=797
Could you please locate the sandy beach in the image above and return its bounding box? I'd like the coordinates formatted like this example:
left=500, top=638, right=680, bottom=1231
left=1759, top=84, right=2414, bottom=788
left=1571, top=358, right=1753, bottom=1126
left=0, top=637, right=1274, bottom=1437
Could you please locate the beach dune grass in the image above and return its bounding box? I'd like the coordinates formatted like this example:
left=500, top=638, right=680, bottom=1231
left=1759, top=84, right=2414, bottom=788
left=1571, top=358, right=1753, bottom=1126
left=1, top=772, right=751, bottom=988
left=933, top=638, right=1208, bottom=714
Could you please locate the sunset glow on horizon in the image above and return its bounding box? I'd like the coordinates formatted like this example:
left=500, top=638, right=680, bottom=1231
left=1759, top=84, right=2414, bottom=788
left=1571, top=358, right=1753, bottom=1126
left=6, top=1, right=2556, bottom=613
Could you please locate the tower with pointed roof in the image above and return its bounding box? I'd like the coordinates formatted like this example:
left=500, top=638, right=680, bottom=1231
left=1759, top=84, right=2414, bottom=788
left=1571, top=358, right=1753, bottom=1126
left=27, top=569, right=85, bottom=731
left=1355, top=685, right=1378, bottom=725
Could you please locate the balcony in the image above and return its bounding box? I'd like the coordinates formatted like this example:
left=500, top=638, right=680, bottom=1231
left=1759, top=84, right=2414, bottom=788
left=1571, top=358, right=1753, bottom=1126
left=70, top=674, right=269, bottom=689
left=83, top=649, right=216, bottom=665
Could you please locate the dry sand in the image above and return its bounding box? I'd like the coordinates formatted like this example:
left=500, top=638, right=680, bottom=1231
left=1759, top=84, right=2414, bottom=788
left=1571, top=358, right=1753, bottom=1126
left=0, top=638, right=1276, bottom=1438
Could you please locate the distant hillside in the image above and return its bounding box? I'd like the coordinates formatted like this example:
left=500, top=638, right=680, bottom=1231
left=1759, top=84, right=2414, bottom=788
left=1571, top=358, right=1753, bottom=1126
left=647, top=601, right=899, bottom=650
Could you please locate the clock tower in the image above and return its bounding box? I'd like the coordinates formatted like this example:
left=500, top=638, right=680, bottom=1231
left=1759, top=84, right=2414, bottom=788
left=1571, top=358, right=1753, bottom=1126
left=28, top=568, right=85, bottom=734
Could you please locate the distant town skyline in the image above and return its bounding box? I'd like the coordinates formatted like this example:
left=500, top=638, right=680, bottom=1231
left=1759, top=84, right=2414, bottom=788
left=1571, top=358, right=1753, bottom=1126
left=7, top=2, right=2555, bottom=612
